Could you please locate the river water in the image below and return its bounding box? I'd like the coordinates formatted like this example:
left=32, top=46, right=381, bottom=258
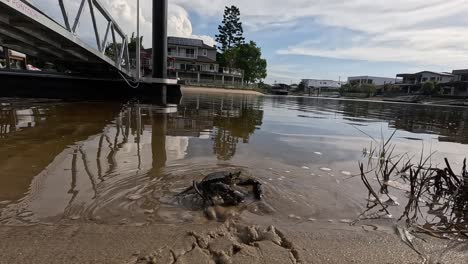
left=1, top=92, right=468, bottom=226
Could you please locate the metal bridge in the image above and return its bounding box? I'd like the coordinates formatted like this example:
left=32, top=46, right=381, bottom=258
left=0, top=0, right=179, bottom=99
left=0, top=0, right=133, bottom=76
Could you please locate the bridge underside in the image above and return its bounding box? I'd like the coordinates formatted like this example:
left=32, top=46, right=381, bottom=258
left=0, top=1, right=125, bottom=77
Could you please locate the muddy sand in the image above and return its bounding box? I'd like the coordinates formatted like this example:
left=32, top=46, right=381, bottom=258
left=181, top=86, right=263, bottom=95
left=0, top=219, right=466, bottom=264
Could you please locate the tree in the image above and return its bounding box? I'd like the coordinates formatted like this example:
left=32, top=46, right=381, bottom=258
left=105, top=32, right=143, bottom=59
left=215, top=6, right=245, bottom=52
left=233, top=41, right=267, bottom=84
left=421, top=81, right=438, bottom=95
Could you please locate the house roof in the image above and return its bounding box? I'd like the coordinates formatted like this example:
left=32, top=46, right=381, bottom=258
left=452, top=69, right=468, bottom=74
left=348, top=75, right=396, bottom=79
left=168, top=37, right=216, bottom=50
left=397, top=71, right=455, bottom=77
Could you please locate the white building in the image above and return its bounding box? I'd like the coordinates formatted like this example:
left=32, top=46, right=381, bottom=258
left=302, top=79, right=344, bottom=95
left=348, top=76, right=399, bottom=86
left=302, top=79, right=343, bottom=89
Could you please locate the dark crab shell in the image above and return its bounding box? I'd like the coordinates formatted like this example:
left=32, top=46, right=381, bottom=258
left=200, top=171, right=241, bottom=184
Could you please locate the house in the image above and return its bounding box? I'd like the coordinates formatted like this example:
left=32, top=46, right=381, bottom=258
left=396, top=71, right=455, bottom=85
left=302, top=79, right=343, bottom=95
left=140, top=37, right=244, bottom=86
left=347, top=76, right=398, bottom=86
left=452, top=69, right=468, bottom=82
left=396, top=71, right=455, bottom=94
left=435, top=69, right=468, bottom=97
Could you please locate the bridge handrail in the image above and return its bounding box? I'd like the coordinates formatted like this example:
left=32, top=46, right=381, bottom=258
left=18, top=0, right=130, bottom=73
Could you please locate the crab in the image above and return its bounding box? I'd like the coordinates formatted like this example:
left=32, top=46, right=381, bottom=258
left=181, top=171, right=263, bottom=206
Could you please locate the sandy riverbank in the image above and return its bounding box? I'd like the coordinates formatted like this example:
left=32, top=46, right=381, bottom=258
left=0, top=219, right=465, bottom=264
left=181, top=86, right=263, bottom=96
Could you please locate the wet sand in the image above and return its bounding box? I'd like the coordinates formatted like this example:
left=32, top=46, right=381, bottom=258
left=1, top=221, right=466, bottom=264
left=181, top=86, right=263, bottom=95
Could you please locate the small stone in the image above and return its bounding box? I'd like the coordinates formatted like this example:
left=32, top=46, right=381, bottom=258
left=17, top=211, right=33, bottom=218
left=288, top=214, right=301, bottom=220
left=320, top=168, right=332, bottom=172
left=127, top=194, right=143, bottom=201
left=70, top=215, right=80, bottom=220
left=308, top=218, right=316, bottom=222
left=301, top=166, right=310, bottom=170
left=339, top=219, right=352, bottom=224
left=143, top=209, right=154, bottom=214
left=328, top=219, right=334, bottom=223
left=314, top=152, right=323, bottom=155
left=341, top=171, right=352, bottom=176
left=285, top=171, right=290, bottom=173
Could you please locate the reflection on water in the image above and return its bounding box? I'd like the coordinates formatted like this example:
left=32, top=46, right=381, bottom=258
left=1, top=95, right=468, bottom=226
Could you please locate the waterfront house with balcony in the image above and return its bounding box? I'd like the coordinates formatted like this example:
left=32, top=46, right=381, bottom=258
left=396, top=71, right=455, bottom=94
left=140, top=37, right=244, bottom=86
left=348, top=76, right=398, bottom=86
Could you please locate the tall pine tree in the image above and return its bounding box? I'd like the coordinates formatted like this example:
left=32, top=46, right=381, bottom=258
left=215, top=6, right=245, bottom=52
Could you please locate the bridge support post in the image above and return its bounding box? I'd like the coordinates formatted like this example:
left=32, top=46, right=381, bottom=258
left=152, top=0, right=168, bottom=80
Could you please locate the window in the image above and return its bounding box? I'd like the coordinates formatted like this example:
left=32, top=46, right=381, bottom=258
left=422, top=77, right=428, bottom=82
left=168, top=47, right=177, bottom=56
left=368, top=79, right=373, bottom=84
left=430, top=77, right=436, bottom=81
left=186, top=49, right=195, bottom=58
left=203, top=49, right=207, bottom=56
left=210, top=64, right=215, bottom=71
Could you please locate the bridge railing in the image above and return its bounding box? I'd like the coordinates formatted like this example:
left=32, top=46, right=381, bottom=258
left=21, top=0, right=130, bottom=73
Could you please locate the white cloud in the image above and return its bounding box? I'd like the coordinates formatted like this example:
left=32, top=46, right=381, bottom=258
left=173, top=0, right=468, bottom=67
left=29, top=0, right=215, bottom=48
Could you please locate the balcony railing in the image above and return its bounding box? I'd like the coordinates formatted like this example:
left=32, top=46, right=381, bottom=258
left=168, top=52, right=196, bottom=59
left=222, top=67, right=244, bottom=76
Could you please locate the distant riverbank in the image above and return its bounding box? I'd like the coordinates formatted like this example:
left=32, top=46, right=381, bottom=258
left=182, top=86, right=263, bottom=95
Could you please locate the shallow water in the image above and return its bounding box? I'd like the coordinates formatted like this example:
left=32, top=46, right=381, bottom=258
left=1, top=94, right=468, bottom=226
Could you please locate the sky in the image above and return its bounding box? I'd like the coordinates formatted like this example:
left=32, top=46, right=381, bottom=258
left=29, top=0, right=468, bottom=84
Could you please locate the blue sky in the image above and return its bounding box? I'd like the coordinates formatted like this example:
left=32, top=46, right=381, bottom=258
left=175, top=0, right=468, bottom=84
left=34, top=0, right=468, bottom=84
